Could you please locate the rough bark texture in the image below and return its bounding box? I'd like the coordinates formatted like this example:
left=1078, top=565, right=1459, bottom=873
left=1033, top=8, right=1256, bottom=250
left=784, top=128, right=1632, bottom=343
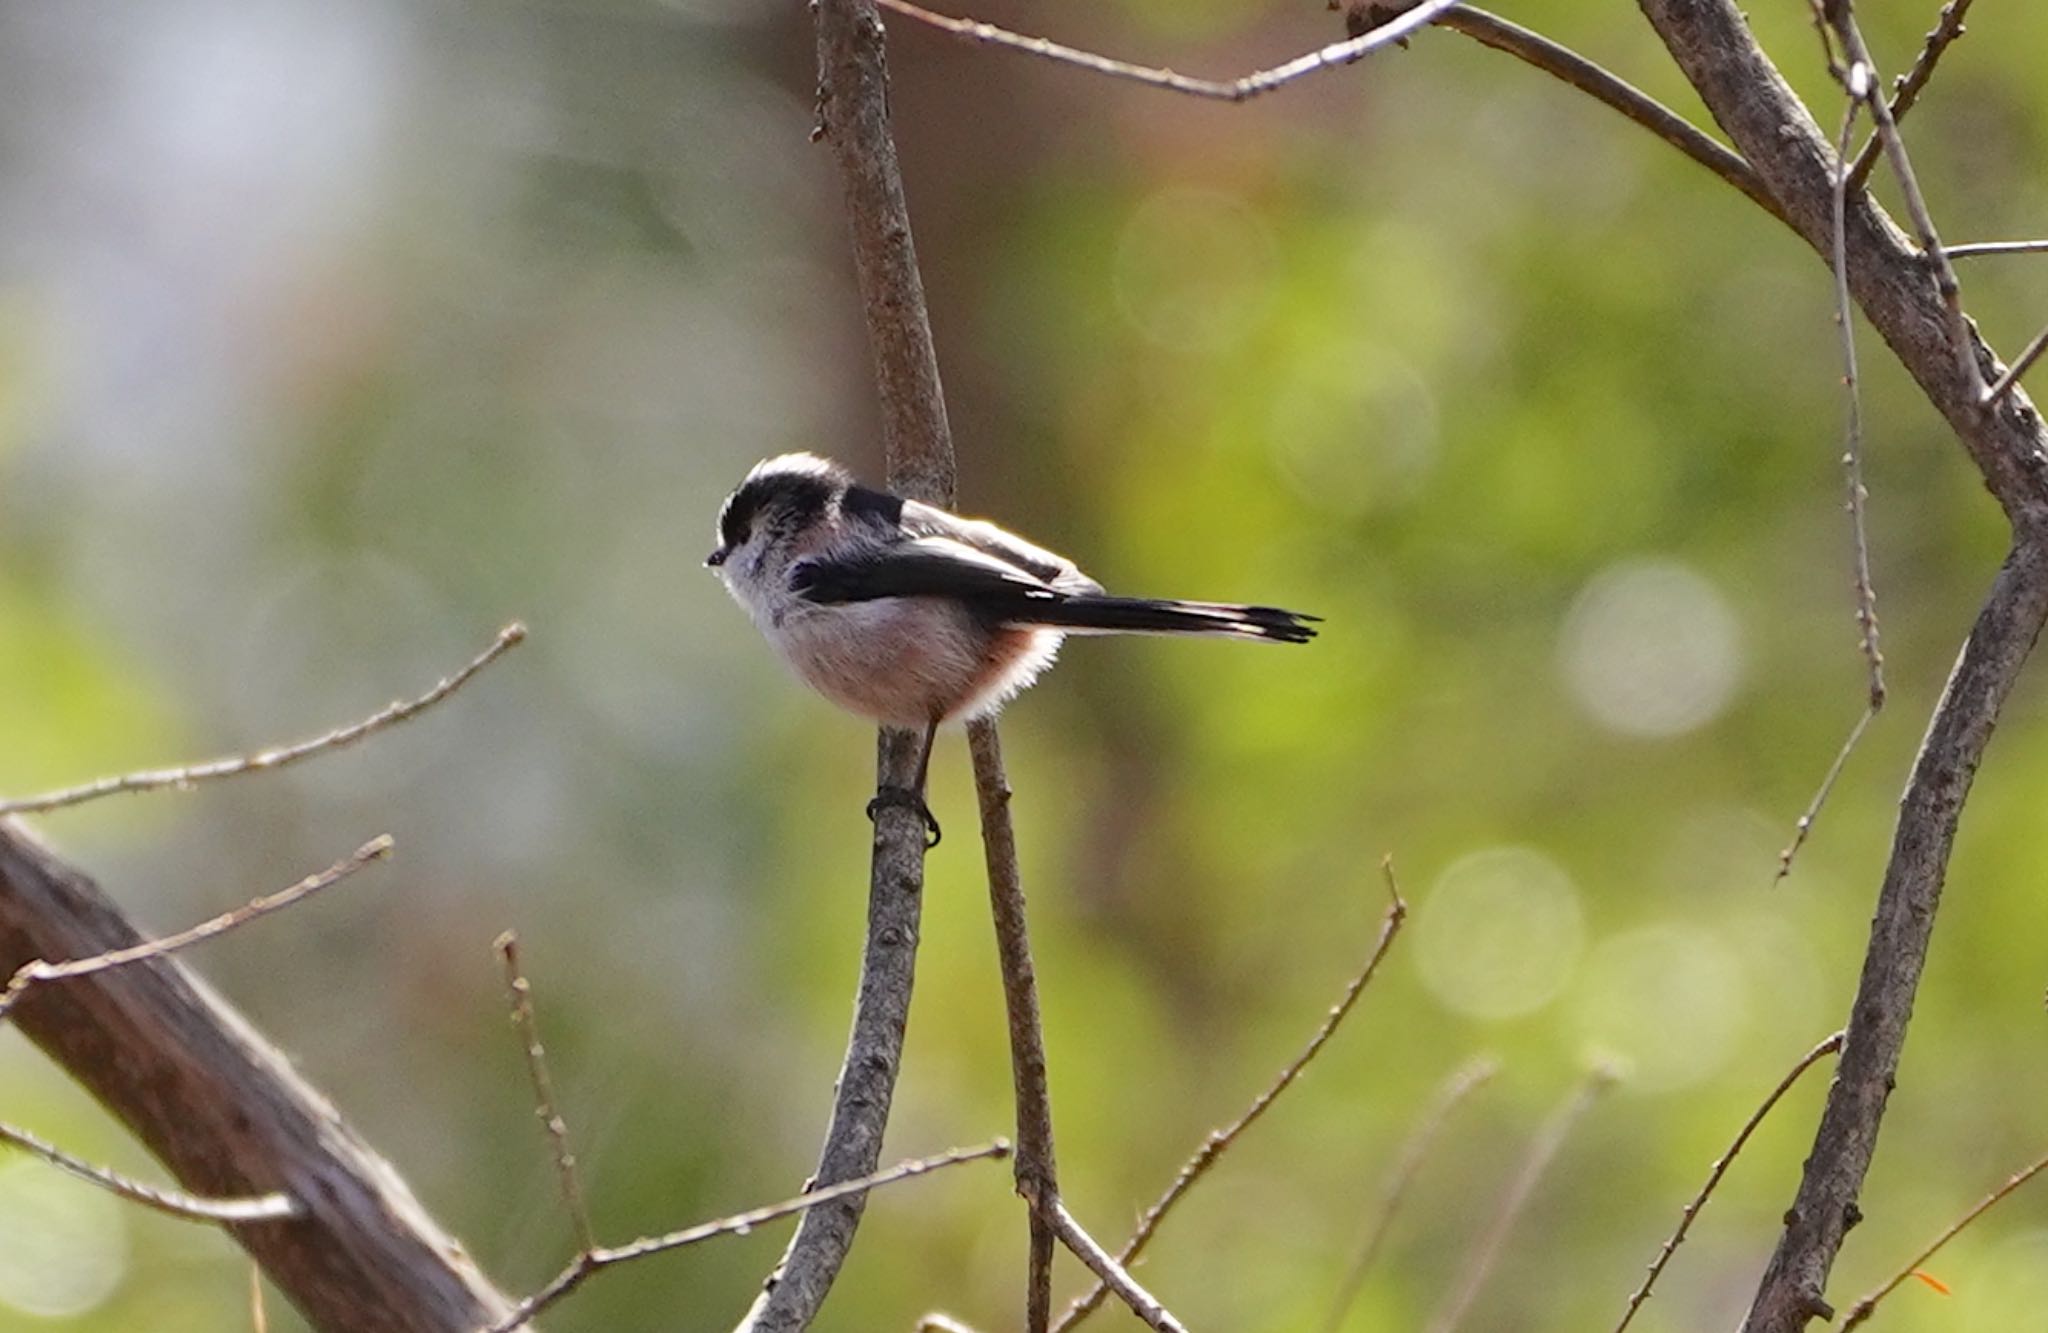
left=0, top=821, right=523, bottom=1333
left=1629, top=2, right=2048, bottom=1328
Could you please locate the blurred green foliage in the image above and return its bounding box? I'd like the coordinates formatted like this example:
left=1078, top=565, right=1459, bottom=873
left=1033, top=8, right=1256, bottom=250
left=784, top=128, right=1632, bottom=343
left=3, top=1, right=2048, bottom=1330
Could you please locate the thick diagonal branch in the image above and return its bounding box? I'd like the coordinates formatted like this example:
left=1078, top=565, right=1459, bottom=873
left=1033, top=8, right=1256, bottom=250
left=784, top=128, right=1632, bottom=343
left=1742, top=546, right=2048, bottom=1330
left=0, top=823, right=523, bottom=1333
left=1635, top=0, right=2048, bottom=526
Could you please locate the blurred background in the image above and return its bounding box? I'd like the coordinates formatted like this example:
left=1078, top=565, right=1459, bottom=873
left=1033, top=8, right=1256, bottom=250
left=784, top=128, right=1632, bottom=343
left=2, top=1, right=2047, bottom=1329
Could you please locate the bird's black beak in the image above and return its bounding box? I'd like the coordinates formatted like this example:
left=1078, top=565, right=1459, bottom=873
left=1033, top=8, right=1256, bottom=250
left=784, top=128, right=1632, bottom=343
left=705, top=547, right=729, bottom=568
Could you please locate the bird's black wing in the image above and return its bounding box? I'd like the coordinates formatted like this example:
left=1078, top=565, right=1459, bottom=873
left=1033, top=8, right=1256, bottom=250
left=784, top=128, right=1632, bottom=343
left=793, top=537, right=1319, bottom=643
left=895, top=500, right=1104, bottom=595
left=790, top=537, right=1065, bottom=617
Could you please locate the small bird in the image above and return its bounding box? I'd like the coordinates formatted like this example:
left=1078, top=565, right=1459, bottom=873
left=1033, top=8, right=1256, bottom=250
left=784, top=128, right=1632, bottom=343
left=708, top=453, right=1318, bottom=844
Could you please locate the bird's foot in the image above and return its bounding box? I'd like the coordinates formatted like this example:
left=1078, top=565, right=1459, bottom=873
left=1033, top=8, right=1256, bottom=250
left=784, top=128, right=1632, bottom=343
left=866, top=786, right=941, bottom=848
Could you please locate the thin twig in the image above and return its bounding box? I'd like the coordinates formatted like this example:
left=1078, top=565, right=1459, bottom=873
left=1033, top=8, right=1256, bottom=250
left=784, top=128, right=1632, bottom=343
left=967, top=722, right=1057, bottom=1333
left=1322, top=1056, right=1500, bottom=1333
left=875, top=0, right=1462, bottom=102
left=493, top=1141, right=1010, bottom=1333
left=1844, top=0, right=1975, bottom=193
left=0, top=1118, right=296, bottom=1223
left=0, top=624, right=525, bottom=817
left=1841, top=1147, right=2048, bottom=1329
left=1054, top=860, right=1409, bottom=1332
left=1950, top=240, right=2048, bottom=260
left=1830, top=10, right=1985, bottom=405
left=0, top=836, right=394, bottom=1025
left=1984, top=320, right=2048, bottom=409
left=1776, top=705, right=1878, bottom=885
left=1614, top=1032, right=1845, bottom=1333
left=1830, top=85, right=1887, bottom=710
left=1426, top=1064, right=1621, bottom=1333
left=1432, top=7, right=1783, bottom=224
left=496, top=932, right=597, bottom=1255
left=1047, top=1199, right=1189, bottom=1333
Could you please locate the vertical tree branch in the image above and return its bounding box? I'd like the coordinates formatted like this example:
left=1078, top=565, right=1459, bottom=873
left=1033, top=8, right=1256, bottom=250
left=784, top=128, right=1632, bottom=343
left=735, top=1, right=956, bottom=1327
left=967, top=721, right=1059, bottom=1332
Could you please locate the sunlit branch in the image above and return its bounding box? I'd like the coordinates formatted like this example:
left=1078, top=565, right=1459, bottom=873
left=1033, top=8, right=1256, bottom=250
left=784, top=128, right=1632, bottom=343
left=493, top=1142, right=1010, bottom=1333
left=1047, top=1200, right=1187, bottom=1333
left=874, top=0, right=1461, bottom=102
left=1949, top=240, right=2048, bottom=260
left=1775, top=705, right=1878, bottom=884
left=1841, top=1147, right=2048, bottom=1329
left=1844, top=0, right=1975, bottom=193
left=1436, top=7, right=1782, bottom=224
left=0, top=1118, right=297, bottom=1223
left=1054, top=861, right=1408, bottom=1332
left=1614, top=1032, right=1844, bottom=1333
left=0, top=624, right=526, bottom=817
left=1984, top=321, right=2048, bottom=410
left=0, top=837, right=393, bottom=1024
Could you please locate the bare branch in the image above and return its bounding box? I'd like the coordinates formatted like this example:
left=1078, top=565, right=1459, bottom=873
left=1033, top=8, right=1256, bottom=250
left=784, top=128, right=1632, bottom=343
left=1950, top=239, right=2048, bottom=260
left=1621, top=4, right=2048, bottom=1311
left=1614, top=1031, right=1844, bottom=1333
left=966, top=721, right=1057, bottom=1333
left=874, top=0, right=1461, bottom=102
left=1844, top=0, right=1975, bottom=193
left=1984, top=320, right=2048, bottom=409
left=1775, top=705, right=1877, bottom=884
left=1740, top=545, right=2048, bottom=1331
left=735, top=1, right=952, bottom=1325
left=0, top=1118, right=296, bottom=1223
left=0, top=836, right=393, bottom=1024
left=1428, top=7, right=1783, bottom=224
left=1047, top=1199, right=1189, bottom=1333
left=1427, top=1064, right=1620, bottom=1333
left=1640, top=0, right=2048, bottom=527
left=497, top=1142, right=1010, bottom=1333
left=0, top=623, right=526, bottom=817
left=1322, top=1056, right=1499, bottom=1333
left=0, top=824, right=526, bottom=1329
left=1828, top=87, right=1887, bottom=710
left=496, top=932, right=597, bottom=1255
left=1055, top=860, right=1409, bottom=1332
left=1841, top=1147, right=2048, bottom=1329
left=1829, top=11, right=1985, bottom=405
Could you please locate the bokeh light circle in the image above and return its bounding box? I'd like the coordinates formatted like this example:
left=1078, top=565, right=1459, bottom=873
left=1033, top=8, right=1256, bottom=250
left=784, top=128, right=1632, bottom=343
left=1416, top=846, right=1585, bottom=1020
left=1113, top=187, right=1276, bottom=354
left=1558, top=558, right=1744, bottom=738
left=1572, top=924, right=1748, bottom=1093
left=0, top=1160, right=127, bottom=1318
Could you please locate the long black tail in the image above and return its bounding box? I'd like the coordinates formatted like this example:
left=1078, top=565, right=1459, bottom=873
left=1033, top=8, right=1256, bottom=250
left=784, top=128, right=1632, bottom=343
left=1024, top=596, right=1319, bottom=643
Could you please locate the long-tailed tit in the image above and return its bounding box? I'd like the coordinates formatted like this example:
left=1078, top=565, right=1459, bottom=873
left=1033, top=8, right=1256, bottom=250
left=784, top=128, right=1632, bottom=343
left=708, top=453, right=1318, bottom=843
